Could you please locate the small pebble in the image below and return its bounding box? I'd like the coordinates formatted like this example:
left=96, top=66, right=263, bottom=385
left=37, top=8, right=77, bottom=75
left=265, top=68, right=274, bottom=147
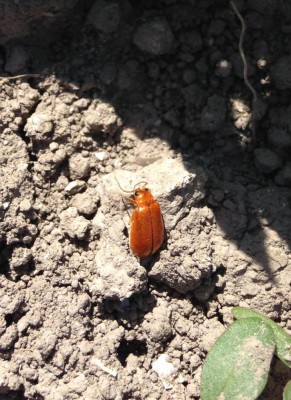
left=275, top=164, right=291, bottom=186
left=268, top=127, right=291, bottom=150
left=87, top=0, right=121, bottom=33
left=254, top=148, right=282, bottom=174
left=65, top=180, right=87, bottom=195
left=69, top=154, right=90, bottom=180
left=19, top=199, right=32, bottom=212
left=70, top=191, right=98, bottom=216
left=201, top=94, right=226, bottom=131
left=133, top=19, right=174, bottom=55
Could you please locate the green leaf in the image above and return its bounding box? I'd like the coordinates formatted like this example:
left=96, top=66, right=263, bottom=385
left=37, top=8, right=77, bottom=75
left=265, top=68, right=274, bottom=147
left=201, top=318, right=275, bottom=400
left=232, top=307, right=291, bottom=368
left=284, top=381, right=291, bottom=400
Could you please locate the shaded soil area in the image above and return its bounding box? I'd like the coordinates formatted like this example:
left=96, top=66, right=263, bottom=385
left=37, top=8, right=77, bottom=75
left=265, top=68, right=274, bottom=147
left=0, top=0, right=290, bottom=399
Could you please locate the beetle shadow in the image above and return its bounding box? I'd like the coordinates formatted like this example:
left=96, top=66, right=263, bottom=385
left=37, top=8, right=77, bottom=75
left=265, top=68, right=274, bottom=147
left=99, top=290, right=157, bottom=328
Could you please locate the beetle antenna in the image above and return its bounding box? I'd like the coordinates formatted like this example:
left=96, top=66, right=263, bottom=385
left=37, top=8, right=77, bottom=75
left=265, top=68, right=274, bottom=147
left=134, top=181, right=148, bottom=189
left=114, top=177, right=134, bottom=193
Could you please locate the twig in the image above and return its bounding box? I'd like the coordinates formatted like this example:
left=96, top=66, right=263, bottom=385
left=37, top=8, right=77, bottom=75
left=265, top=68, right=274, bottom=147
left=0, top=73, right=80, bottom=92
left=230, top=0, right=257, bottom=142
left=0, top=73, right=43, bottom=83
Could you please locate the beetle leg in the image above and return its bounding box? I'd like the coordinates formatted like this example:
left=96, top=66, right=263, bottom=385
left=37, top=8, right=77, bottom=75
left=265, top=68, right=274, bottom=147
left=125, top=197, right=138, bottom=207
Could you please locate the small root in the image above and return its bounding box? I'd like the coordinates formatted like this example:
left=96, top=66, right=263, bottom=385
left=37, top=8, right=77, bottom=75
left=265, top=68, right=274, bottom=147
left=0, top=73, right=43, bottom=83
left=230, top=0, right=258, bottom=143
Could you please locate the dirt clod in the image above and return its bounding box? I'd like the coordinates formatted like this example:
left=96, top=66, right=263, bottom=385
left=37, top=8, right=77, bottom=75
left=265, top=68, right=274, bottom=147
left=133, top=19, right=174, bottom=55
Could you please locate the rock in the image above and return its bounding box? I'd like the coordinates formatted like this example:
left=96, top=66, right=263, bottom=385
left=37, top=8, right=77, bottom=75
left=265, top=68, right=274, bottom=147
left=275, top=164, right=291, bottom=186
left=84, top=100, right=122, bottom=135
left=0, top=361, right=22, bottom=393
left=20, top=365, right=38, bottom=381
left=24, top=113, right=53, bottom=141
left=92, top=158, right=207, bottom=296
left=69, top=154, right=90, bottom=180
left=0, top=294, right=24, bottom=315
left=10, top=246, right=33, bottom=271
left=35, top=330, right=58, bottom=359
left=215, top=59, right=232, bottom=78
left=212, top=189, right=224, bottom=203
left=60, top=207, right=91, bottom=240
left=112, top=158, right=207, bottom=231
left=87, top=0, right=121, bottom=33
left=182, top=84, right=207, bottom=108
left=94, top=151, right=107, bottom=161
left=70, top=191, right=98, bottom=216
left=35, top=150, right=67, bottom=177
left=133, top=19, right=174, bottom=55
left=0, top=325, right=18, bottom=350
left=17, top=310, right=42, bottom=333
left=254, top=148, right=282, bottom=173
left=149, top=206, right=213, bottom=293
left=268, top=127, right=291, bottom=150
left=152, top=354, right=176, bottom=390
left=271, top=56, right=291, bottom=89
left=142, top=301, right=172, bottom=343
left=19, top=199, right=32, bottom=212
left=65, top=180, right=87, bottom=195
left=49, top=142, right=59, bottom=152
left=0, top=314, right=6, bottom=335
left=199, top=319, right=225, bottom=352
left=230, top=98, right=250, bottom=130
left=194, top=282, right=215, bottom=301
left=90, top=233, right=147, bottom=301
left=149, top=251, right=212, bottom=294
left=201, top=95, right=226, bottom=131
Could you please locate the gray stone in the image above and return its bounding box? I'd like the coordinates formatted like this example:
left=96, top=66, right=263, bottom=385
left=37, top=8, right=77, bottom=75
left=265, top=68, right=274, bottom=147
left=87, top=0, right=121, bottom=33
left=90, top=234, right=147, bottom=301
left=275, top=164, right=291, bottom=186
left=215, top=59, right=232, bottom=78
left=201, top=95, right=226, bottom=131
left=69, top=154, right=90, bottom=180
left=0, top=361, right=22, bottom=393
left=65, top=180, right=87, bottom=195
left=133, top=19, right=174, bottom=55
left=142, top=301, right=172, bottom=343
left=60, top=207, right=91, bottom=240
left=25, top=112, right=53, bottom=141
left=0, top=326, right=18, bottom=351
left=70, top=191, right=98, bottom=216
left=268, top=127, right=291, bottom=149
left=149, top=252, right=212, bottom=294
left=84, top=100, right=121, bottom=135
left=254, top=148, right=282, bottom=173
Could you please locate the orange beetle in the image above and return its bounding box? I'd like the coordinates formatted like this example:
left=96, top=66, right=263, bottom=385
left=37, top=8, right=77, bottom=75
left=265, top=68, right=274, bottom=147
left=116, top=179, right=164, bottom=258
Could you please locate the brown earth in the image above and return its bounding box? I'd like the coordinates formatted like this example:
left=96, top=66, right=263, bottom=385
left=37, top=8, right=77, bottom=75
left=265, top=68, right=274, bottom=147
left=0, top=0, right=290, bottom=399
